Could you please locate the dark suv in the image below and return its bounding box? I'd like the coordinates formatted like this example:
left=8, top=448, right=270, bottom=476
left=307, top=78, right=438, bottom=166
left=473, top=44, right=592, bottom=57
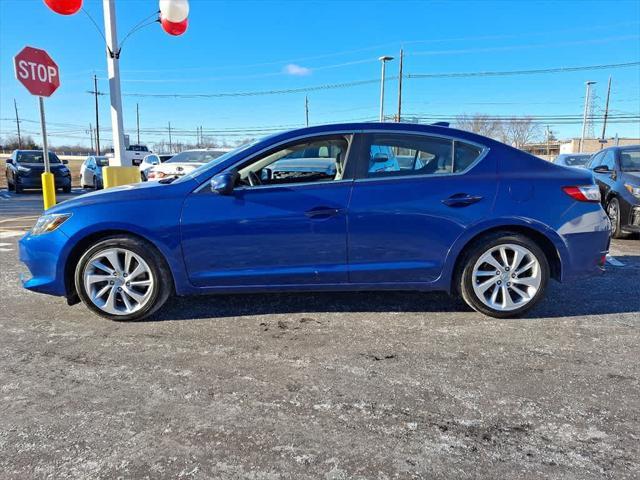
left=5, top=150, right=72, bottom=194
left=587, top=145, right=640, bottom=238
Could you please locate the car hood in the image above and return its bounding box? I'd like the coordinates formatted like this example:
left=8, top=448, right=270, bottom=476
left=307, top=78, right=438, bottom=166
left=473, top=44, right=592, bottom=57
left=46, top=178, right=196, bottom=214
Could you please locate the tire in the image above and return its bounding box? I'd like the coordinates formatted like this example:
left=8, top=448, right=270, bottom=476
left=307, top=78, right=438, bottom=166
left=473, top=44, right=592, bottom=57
left=93, top=176, right=99, bottom=190
left=14, top=181, right=22, bottom=194
left=607, top=197, right=631, bottom=239
left=74, top=235, right=173, bottom=321
left=459, top=232, right=550, bottom=318
left=7, top=177, right=14, bottom=191
left=63, top=185, right=71, bottom=193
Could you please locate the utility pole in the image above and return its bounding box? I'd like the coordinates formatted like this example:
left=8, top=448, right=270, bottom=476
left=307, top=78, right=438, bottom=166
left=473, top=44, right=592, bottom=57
left=545, top=125, right=550, bottom=158
left=378, top=55, right=394, bottom=122
left=102, top=0, right=127, bottom=166
left=13, top=99, right=22, bottom=148
left=92, top=74, right=101, bottom=156
left=305, top=96, right=309, bottom=127
left=168, top=121, right=172, bottom=153
left=600, top=76, right=612, bottom=146
left=136, top=103, right=140, bottom=145
left=88, top=123, right=94, bottom=153
left=580, top=81, right=596, bottom=152
left=396, top=49, right=404, bottom=122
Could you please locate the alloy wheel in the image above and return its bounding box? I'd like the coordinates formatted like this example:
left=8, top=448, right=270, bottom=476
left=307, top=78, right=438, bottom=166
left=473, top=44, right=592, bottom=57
left=471, top=243, right=542, bottom=312
left=83, top=247, right=155, bottom=316
left=607, top=201, right=619, bottom=236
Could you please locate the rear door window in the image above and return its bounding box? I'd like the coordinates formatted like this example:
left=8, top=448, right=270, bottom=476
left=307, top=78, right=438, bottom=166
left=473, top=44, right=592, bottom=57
left=359, top=134, right=484, bottom=179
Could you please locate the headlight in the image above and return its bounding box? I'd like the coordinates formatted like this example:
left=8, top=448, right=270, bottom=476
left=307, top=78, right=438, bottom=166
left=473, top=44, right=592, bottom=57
left=17, top=166, right=31, bottom=174
left=31, top=213, right=71, bottom=236
left=624, top=183, right=640, bottom=199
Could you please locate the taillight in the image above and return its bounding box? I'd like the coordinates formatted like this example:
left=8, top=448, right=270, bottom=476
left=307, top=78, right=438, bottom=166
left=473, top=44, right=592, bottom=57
left=562, top=185, right=601, bottom=202
left=147, top=171, right=165, bottom=180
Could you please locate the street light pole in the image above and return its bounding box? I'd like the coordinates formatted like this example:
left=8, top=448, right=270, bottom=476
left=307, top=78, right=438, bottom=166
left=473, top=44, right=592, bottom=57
left=102, top=0, right=127, bottom=166
left=378, top=55, right=394, bottom=122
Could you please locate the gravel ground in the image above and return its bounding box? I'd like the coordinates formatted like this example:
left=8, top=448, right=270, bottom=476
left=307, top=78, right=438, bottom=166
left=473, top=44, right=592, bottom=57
left=0, top=211, right=638, bottom=479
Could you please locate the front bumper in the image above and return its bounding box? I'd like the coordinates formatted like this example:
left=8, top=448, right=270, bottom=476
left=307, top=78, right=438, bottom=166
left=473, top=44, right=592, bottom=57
left=17, top=175, right=71, bottom=189
left=622, top=205, right=640, bottom=233
left=19, top=229, right=70, bottom=297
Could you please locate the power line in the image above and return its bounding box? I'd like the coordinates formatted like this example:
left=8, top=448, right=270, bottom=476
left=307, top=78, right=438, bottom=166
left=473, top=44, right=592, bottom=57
left=121, top=61, right=640, bottom=99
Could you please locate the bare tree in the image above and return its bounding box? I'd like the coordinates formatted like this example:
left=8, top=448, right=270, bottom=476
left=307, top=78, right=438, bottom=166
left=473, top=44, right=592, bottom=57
left=455, top=114, right=504, bottom=141
left=1, top=135, right=38, bottom=150
left=502, top=117, right=540, bottom=148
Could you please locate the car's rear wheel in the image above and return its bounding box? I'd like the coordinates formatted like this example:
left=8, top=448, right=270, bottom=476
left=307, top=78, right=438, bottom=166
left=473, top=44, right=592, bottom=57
left=607, top=197, right=630, bottom=239
left=74, top=236, right=173, bottom=321
left=459, top=233, right=549, bottom=318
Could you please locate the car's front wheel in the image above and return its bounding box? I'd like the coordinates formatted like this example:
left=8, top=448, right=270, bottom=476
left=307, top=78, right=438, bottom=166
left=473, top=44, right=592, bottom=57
left=74, top=236, right=173, bottom=321
left=459, top=233, right=549, bottom=318
left=607, top=197, right=630, bottom=239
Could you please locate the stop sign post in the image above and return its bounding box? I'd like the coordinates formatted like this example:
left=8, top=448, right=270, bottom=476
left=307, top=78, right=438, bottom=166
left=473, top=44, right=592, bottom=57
left=13, top=46, right=60, bottom=209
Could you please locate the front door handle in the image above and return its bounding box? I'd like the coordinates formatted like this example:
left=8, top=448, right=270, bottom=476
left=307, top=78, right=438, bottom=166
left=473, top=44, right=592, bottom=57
left=442, top=193, right=483, bottom=207
left=305, top=207, right=342, bottom=219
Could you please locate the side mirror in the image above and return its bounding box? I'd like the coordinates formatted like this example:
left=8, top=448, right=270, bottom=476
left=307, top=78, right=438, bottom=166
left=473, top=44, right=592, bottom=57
left=62, top=159, right=69, bottom=165
left=210, top=171, right=238, bottom=195
left=6, top=158, right=13, bottom=165
left=592, top=165, right=610, bottom=174
left=373, top=154, right=389, bottom=164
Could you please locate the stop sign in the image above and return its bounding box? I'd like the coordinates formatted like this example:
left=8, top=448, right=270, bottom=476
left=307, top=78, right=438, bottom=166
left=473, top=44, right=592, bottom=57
left=13, top=46, right=60, bottom=97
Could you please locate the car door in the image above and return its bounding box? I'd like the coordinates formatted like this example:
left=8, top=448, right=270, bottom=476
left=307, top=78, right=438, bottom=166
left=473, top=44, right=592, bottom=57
left=180, top=135, right=354, bottom=288
left=347, top=131, right=496, bottom=284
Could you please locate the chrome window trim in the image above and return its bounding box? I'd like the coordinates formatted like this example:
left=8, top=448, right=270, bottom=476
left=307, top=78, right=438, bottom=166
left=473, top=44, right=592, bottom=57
left=194, top=127, right=490, bottom=192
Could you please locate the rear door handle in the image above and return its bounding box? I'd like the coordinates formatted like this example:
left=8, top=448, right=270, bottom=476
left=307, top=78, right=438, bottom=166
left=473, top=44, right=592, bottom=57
left=305, top=207, right=342, bottom=219
left=442, top=193, right=483, bottom=207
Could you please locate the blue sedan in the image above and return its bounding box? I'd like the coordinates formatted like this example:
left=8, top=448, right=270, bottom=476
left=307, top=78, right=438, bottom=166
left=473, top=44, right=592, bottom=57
left=19, top=123, right=611, bottom=321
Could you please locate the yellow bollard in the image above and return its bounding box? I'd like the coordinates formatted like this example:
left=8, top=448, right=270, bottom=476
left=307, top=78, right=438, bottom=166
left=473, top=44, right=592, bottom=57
left=41, top=172, right=56, bottom=210
left=102, top=166, right=141, bottom=189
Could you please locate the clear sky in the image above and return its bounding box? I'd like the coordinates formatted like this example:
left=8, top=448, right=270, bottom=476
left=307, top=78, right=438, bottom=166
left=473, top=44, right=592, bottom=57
left=1, top=0, right=639, bottom=148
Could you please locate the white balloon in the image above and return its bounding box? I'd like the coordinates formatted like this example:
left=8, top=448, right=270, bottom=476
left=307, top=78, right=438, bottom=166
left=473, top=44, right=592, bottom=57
left=159, top=0, right=189, bottom=23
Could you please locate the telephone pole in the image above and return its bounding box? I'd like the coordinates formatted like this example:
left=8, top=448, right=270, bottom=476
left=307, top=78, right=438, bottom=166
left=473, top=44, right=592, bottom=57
left=168, top=121, right=172, bottom=153
left=305, top=96, right=309, bottom=127
left=88, top=123, right=94, bottom=153
left=397, top=48, right=404, bottom=122
left=92, top=74, right=101, bottom=156
left=136, top=103, right=140, bottom=145
left=13, top=99, right=22, bottom=148
left=601, top=76, right=612, bottom=144
left=545, top=125, right=550, bottom=157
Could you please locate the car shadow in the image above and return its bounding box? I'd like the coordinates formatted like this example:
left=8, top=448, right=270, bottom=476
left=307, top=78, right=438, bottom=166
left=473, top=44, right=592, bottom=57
left=149, top=255, right=639, bottom=322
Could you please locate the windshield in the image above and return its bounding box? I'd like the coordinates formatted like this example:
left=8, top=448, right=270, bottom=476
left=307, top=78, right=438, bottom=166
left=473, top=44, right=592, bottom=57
left=174, top=140, right=262, bottom=183
left=561, top=155, right=591, bottom=166
left=17, top=151, right=61, bottom=164
left=166, top=150, right=227, bottom=164
left=96, top=156, right=109, bottom=166
left=620, top=149, right=640, bottom=171
left=127, top=145, right=148, bottom=152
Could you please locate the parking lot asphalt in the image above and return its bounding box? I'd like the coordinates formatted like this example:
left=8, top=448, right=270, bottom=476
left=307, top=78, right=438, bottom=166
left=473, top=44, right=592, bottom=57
left=1, top=188, right=639, bottom=479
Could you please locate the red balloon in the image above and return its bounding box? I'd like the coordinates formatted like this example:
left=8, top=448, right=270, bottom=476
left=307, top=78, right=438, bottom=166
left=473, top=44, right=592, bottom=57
left=160, top=15, right=188, bottom=36
left=43, top=0, right=82, bottom=15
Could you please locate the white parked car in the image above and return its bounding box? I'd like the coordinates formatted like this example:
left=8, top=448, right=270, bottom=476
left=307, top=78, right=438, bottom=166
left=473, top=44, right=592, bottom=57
left=79, top=155, right=109, bottom=189
left=140, top=153, right=174, bottom=181
left=146, top=149, right=231, bottom=180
